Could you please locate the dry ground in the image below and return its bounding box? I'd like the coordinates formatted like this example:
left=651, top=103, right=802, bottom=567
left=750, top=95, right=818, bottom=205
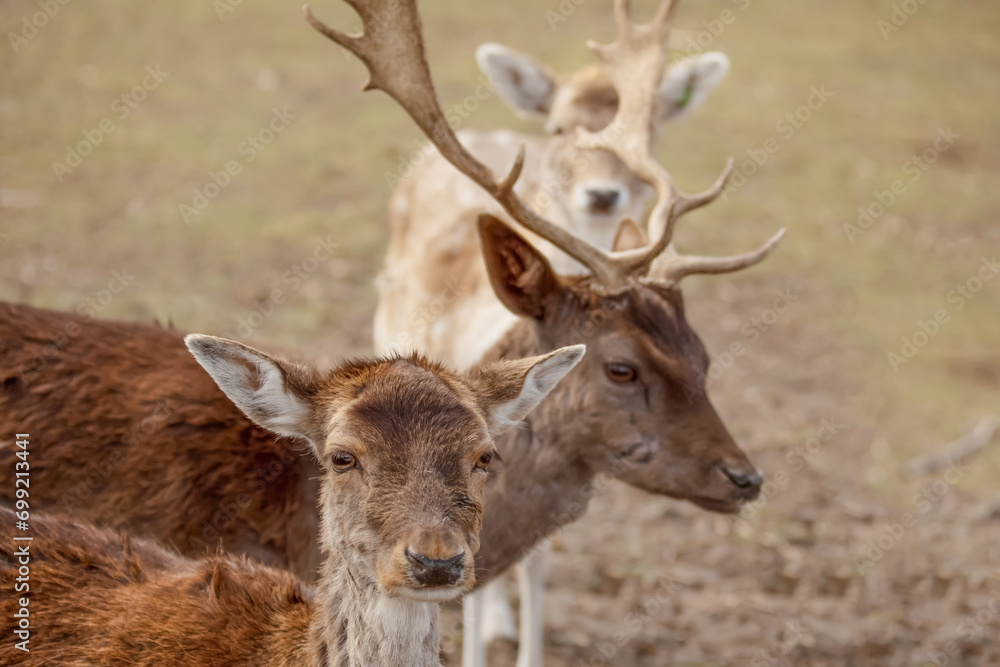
left=2, top=0, right=999, bottom=664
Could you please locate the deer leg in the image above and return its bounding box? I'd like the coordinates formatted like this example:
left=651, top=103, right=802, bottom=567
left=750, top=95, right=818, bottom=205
left=515, top=545, right=550, bottom=667
left=462, top=588, right=487, bottom=667
left=482, top=573, right=518, bottom=644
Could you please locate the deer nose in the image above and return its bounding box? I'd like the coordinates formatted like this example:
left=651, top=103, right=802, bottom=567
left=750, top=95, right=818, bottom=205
left=720, top=466, right=763, bottom=496
left=404, top=548, right=465, bottom=587
left=586, top=188, right=622, bottom=214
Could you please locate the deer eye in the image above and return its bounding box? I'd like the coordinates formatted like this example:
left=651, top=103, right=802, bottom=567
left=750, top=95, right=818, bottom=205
left=605, top=363, right=638, bottom=383
left=475, top=451, right=493, bottom=472
left=331, top=451, right=357, bottom=473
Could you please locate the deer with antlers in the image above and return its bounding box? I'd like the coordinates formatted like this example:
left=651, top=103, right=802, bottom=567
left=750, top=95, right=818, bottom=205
left=375, top=14, right=732, bottom=366
left=376, top=27, right=730, bottom=324
left=304, top=0, right=783, bottom=665
left=0, top=335, right=583, bottom=666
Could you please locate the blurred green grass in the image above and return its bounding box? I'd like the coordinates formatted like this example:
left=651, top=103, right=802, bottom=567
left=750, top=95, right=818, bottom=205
left=1, top=0, right=998, bottom=508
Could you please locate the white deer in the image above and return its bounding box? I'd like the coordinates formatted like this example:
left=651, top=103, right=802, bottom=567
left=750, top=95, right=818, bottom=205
left=374, top=39, right=730, bottom=369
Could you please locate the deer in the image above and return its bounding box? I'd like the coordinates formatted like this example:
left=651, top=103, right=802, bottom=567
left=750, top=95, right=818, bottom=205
left=374, top=7, right=731, bottom=363
left=0, top=0, right=778, bottom=663
left=0, top=334, right=584, bottom=666
left=302, top=0, right=785, bottom=665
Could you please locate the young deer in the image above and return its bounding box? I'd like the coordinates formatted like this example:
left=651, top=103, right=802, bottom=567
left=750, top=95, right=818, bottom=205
left=0, top=335, right=583, bottom=666
left=303, top=0, right=784, bottom=664
left=376, top=9, right=730, bottom=363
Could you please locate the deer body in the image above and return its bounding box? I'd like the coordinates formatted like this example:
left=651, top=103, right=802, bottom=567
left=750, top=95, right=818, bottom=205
left=0, top=326, right=583, bottom=666
left=0, top=302, right=323, bottom=582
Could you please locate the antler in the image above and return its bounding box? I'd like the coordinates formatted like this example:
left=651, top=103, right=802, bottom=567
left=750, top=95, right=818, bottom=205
left=303, top=0, right=617, bottom=284
left=304, top=0, right=782, bottom=291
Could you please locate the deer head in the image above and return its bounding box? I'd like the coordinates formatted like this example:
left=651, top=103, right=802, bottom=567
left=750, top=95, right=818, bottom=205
left=474, top=38, right=729, bottom=245
left=479, top=216, right=759, bottom=510
left=304, top=0, right=783, bottom=510
left=184, top=335, right=585, bottom=599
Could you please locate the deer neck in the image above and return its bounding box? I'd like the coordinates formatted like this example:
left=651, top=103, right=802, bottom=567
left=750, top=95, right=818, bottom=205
left=310, top=507, right=441, bottom=666
left=473, top=319, right=598, bottom=581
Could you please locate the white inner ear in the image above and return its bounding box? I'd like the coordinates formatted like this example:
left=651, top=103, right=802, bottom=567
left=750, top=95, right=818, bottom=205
left=490, top=345, right=586, bottom=430
left=659, top=51, right=730, bottom=121
left=186, top=336, right=311, bottom=442
left=476, top=43, right=556, bottom=118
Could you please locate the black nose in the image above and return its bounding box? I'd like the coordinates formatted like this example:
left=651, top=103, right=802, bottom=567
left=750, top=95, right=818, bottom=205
left=586, top=188, right=620, bottom=213
left=721, top=466, right=763, bottom=495
left=404, top=548, right=465, bottom=587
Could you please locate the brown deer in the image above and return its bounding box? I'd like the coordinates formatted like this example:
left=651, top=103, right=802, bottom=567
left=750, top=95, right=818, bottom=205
left=0, top=334, right=584, bottom=666
left=302, top=0, right=784, bottom=664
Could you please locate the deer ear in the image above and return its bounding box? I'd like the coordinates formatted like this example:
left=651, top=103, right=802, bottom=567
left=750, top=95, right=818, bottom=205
left=478, top=214, right=561, bottom=319
left=476, top=43, right=557, bottom=117
left=658, top=52, right=730, bottom=121
left=612, top=218, right=648, bottom=252
left=465, top=345, right=586, bottom=436
left=185, top=335, right=318, bottom=447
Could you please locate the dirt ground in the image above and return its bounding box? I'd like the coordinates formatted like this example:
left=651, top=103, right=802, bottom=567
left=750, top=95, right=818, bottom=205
left=3, top=0, right=999, bottom=664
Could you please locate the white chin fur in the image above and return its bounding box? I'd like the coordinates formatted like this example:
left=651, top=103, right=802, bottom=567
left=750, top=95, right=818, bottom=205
left=398, top=586, right=466, bottom=603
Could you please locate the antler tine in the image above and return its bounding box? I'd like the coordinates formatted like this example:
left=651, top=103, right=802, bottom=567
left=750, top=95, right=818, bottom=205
left=574, top=0, right=736, bottom=282
left=648, top=228, right=786, bottom=286
left=304, top=1, right=622, bottom=284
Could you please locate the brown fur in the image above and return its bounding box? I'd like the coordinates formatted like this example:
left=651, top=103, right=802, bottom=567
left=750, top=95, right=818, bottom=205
left=0, top=508, right=315, bottom=666
left=471, top=218, right=763, bottom=579
left=0, top=297, right=585, bottom=585
left=0, top=331, right=580, bottom=665
left=0, top=302, right=322, bottom=582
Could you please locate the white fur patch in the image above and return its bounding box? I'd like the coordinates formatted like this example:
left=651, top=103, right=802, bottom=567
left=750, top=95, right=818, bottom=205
left=476, top=43, right=556, bottom=118
left=185, top=334, right=311, bottom=442
left=490, top=345, right=586, bottom=428
left=659, top=52, right=731, bottom=121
